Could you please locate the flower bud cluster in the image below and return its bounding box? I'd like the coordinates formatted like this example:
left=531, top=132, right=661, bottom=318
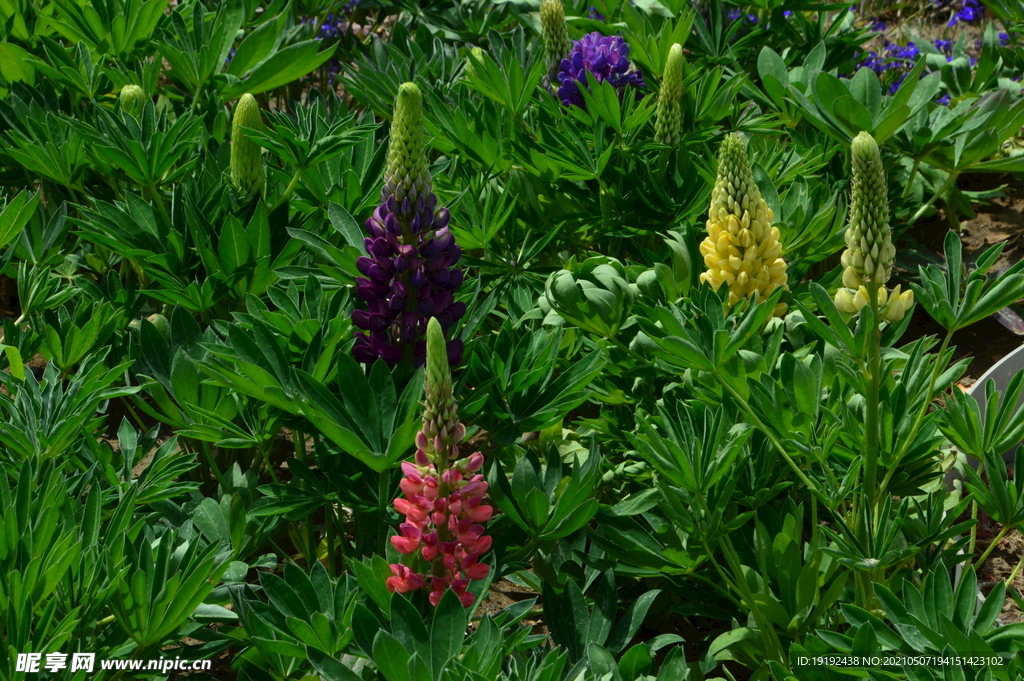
left=654, top=44, right=684, bottom=147
left=540, top=0, right=571, bottom=94
left=386, top=318, right=492, bottom=608
left=352, top=83, right=465, bottom=367
left=698, top=133, right=788, bottom=316
left=833, top=132, right=914, bottom=322
left=557, top=32, right=645, bottom=110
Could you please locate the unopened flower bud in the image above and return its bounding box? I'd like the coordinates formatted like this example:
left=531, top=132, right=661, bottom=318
left=230, top=93, right=266, bottom=198
left=654, top=44, right=684, bottom=147
left=119, top=84, right=146, bottom=117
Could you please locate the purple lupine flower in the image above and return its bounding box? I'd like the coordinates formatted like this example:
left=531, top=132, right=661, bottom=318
left=870, top=19, right=886, bottom=32
left=934, top=39, right=953, bottom=55
left=225, top=47, right=236, bottom=64
left=783, top=10, right=791, bottom=17
left=727, top=8, right=741, bottom=21
left=936, top=93, right=951, bottom=105
left=948, top=0, right=984, bottom=26
left=1000, top=32, right=1011, bottom=46
left=556, top=32, right=645, bottom=110
left=352, top=83, right=465, bottom=367
left=588, top=6, right=604, bottom=20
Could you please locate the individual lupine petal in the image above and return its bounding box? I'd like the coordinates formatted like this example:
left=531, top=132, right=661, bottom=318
left=882, top=286, right=915, bottom=322
left=698, top=133, right=788, bottom=316
left=834, top=288, right=857, bottom=314
left=230, top=94, right=266, bottom=198
left=654, top=43, right=684, bottom=147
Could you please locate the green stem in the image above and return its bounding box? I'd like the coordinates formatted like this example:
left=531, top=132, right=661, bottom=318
left=292, top=429, right=308, bottom=467
left=108, top=646, right=148, bottom=681
left=864, top=282, right=883, bottom=526
left=967, top=454, right=989, bottom=570
left=883, top=329, right=955, bottom=483
left=325, top=499, right=337, bottom=576
left=279, top=168, right=304, bottom=206
left=907, top=171, right=959, bottom=227
left=901, top=158, right=921, bottom=199
left=719, top=536, right=789, bottom=666
left=200, top=441, right=231, bottom=492
left=378, top=469, right=391, bottom=553
left=147, top=184, right=172, bottom=226
left=598, top=178, right=614, bottom=234
left=259, top=440, right=280, bottom=483
left=975, top=523, right=1009, bottom=572
left=711, top=369, right=830, bottom=509
left=1005, top=540, right=1024, bottom=585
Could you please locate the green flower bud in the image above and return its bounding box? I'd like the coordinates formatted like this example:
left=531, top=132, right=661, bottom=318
left=833, top=132, right=914, bottom=321
left=843, top=131, right=895, bottom=287
left=654, top=44, right=684, bottom=147
left=384, top=82, right=432, bottom=203
left=424, top=317, right=461, bottom=454
left=540, top=0, right=570, bottom=93
left=119, top=84, right=146, bottom=117
left=230, top=94, right=266, bottom=198
left=545, top=256, right=635, bottom=338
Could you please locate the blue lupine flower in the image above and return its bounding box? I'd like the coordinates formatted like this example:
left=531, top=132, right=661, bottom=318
left=934, top=39, right=953, bottom=55
left=948, top=0, right=984, bottom=26
left=225, top=47, right=236, bottom=64
left=936, top=93, right=951, bottom=105
left=588, top=6, right=604, bottom=20
left=1000, top=32, right=1010, bottom=46
left=783, top=10, right=791, bottom=17
left=557, top=32, right=645, bottom=111
left=870, top=19, right=886, bottom=32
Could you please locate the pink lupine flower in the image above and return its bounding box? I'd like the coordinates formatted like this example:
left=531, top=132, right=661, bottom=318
left=386, top=317, right=495, bottom=607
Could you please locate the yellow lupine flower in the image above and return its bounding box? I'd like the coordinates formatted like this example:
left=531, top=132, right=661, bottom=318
left=699, top=133, right=788, bottom=316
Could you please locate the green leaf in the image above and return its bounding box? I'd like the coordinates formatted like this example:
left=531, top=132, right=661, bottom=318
left=223, top=41, right=336, bottom=99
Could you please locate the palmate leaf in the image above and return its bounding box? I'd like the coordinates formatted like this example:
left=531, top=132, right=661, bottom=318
left=3, top=105, right=88, bottom=189
left=46, top=0, right=167, bottom=58
left=222, top=39, right=336, bottom=99
left=154, top=0, right=242, bottom=97
left=240, top=98, right=377, bottom=172
left=63, top=102, right=202, bottom=188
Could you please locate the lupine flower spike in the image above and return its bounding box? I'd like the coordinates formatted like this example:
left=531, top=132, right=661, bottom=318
left=119, top=84, right=146, bottom=117
left=352, top=83, right=465, bottom=367
left=654, top=43, right=684, bottom=147
left=833, top=132, right=914, bottom=322
left=557, top=32, right=645, bottom=110
left=230, top=94, right=266, bottom=198
left=540, top=0, right=571, bottom=95
left=387, top=317, right=493, bottom=608
left=698, top=133, right=788, bottom=316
